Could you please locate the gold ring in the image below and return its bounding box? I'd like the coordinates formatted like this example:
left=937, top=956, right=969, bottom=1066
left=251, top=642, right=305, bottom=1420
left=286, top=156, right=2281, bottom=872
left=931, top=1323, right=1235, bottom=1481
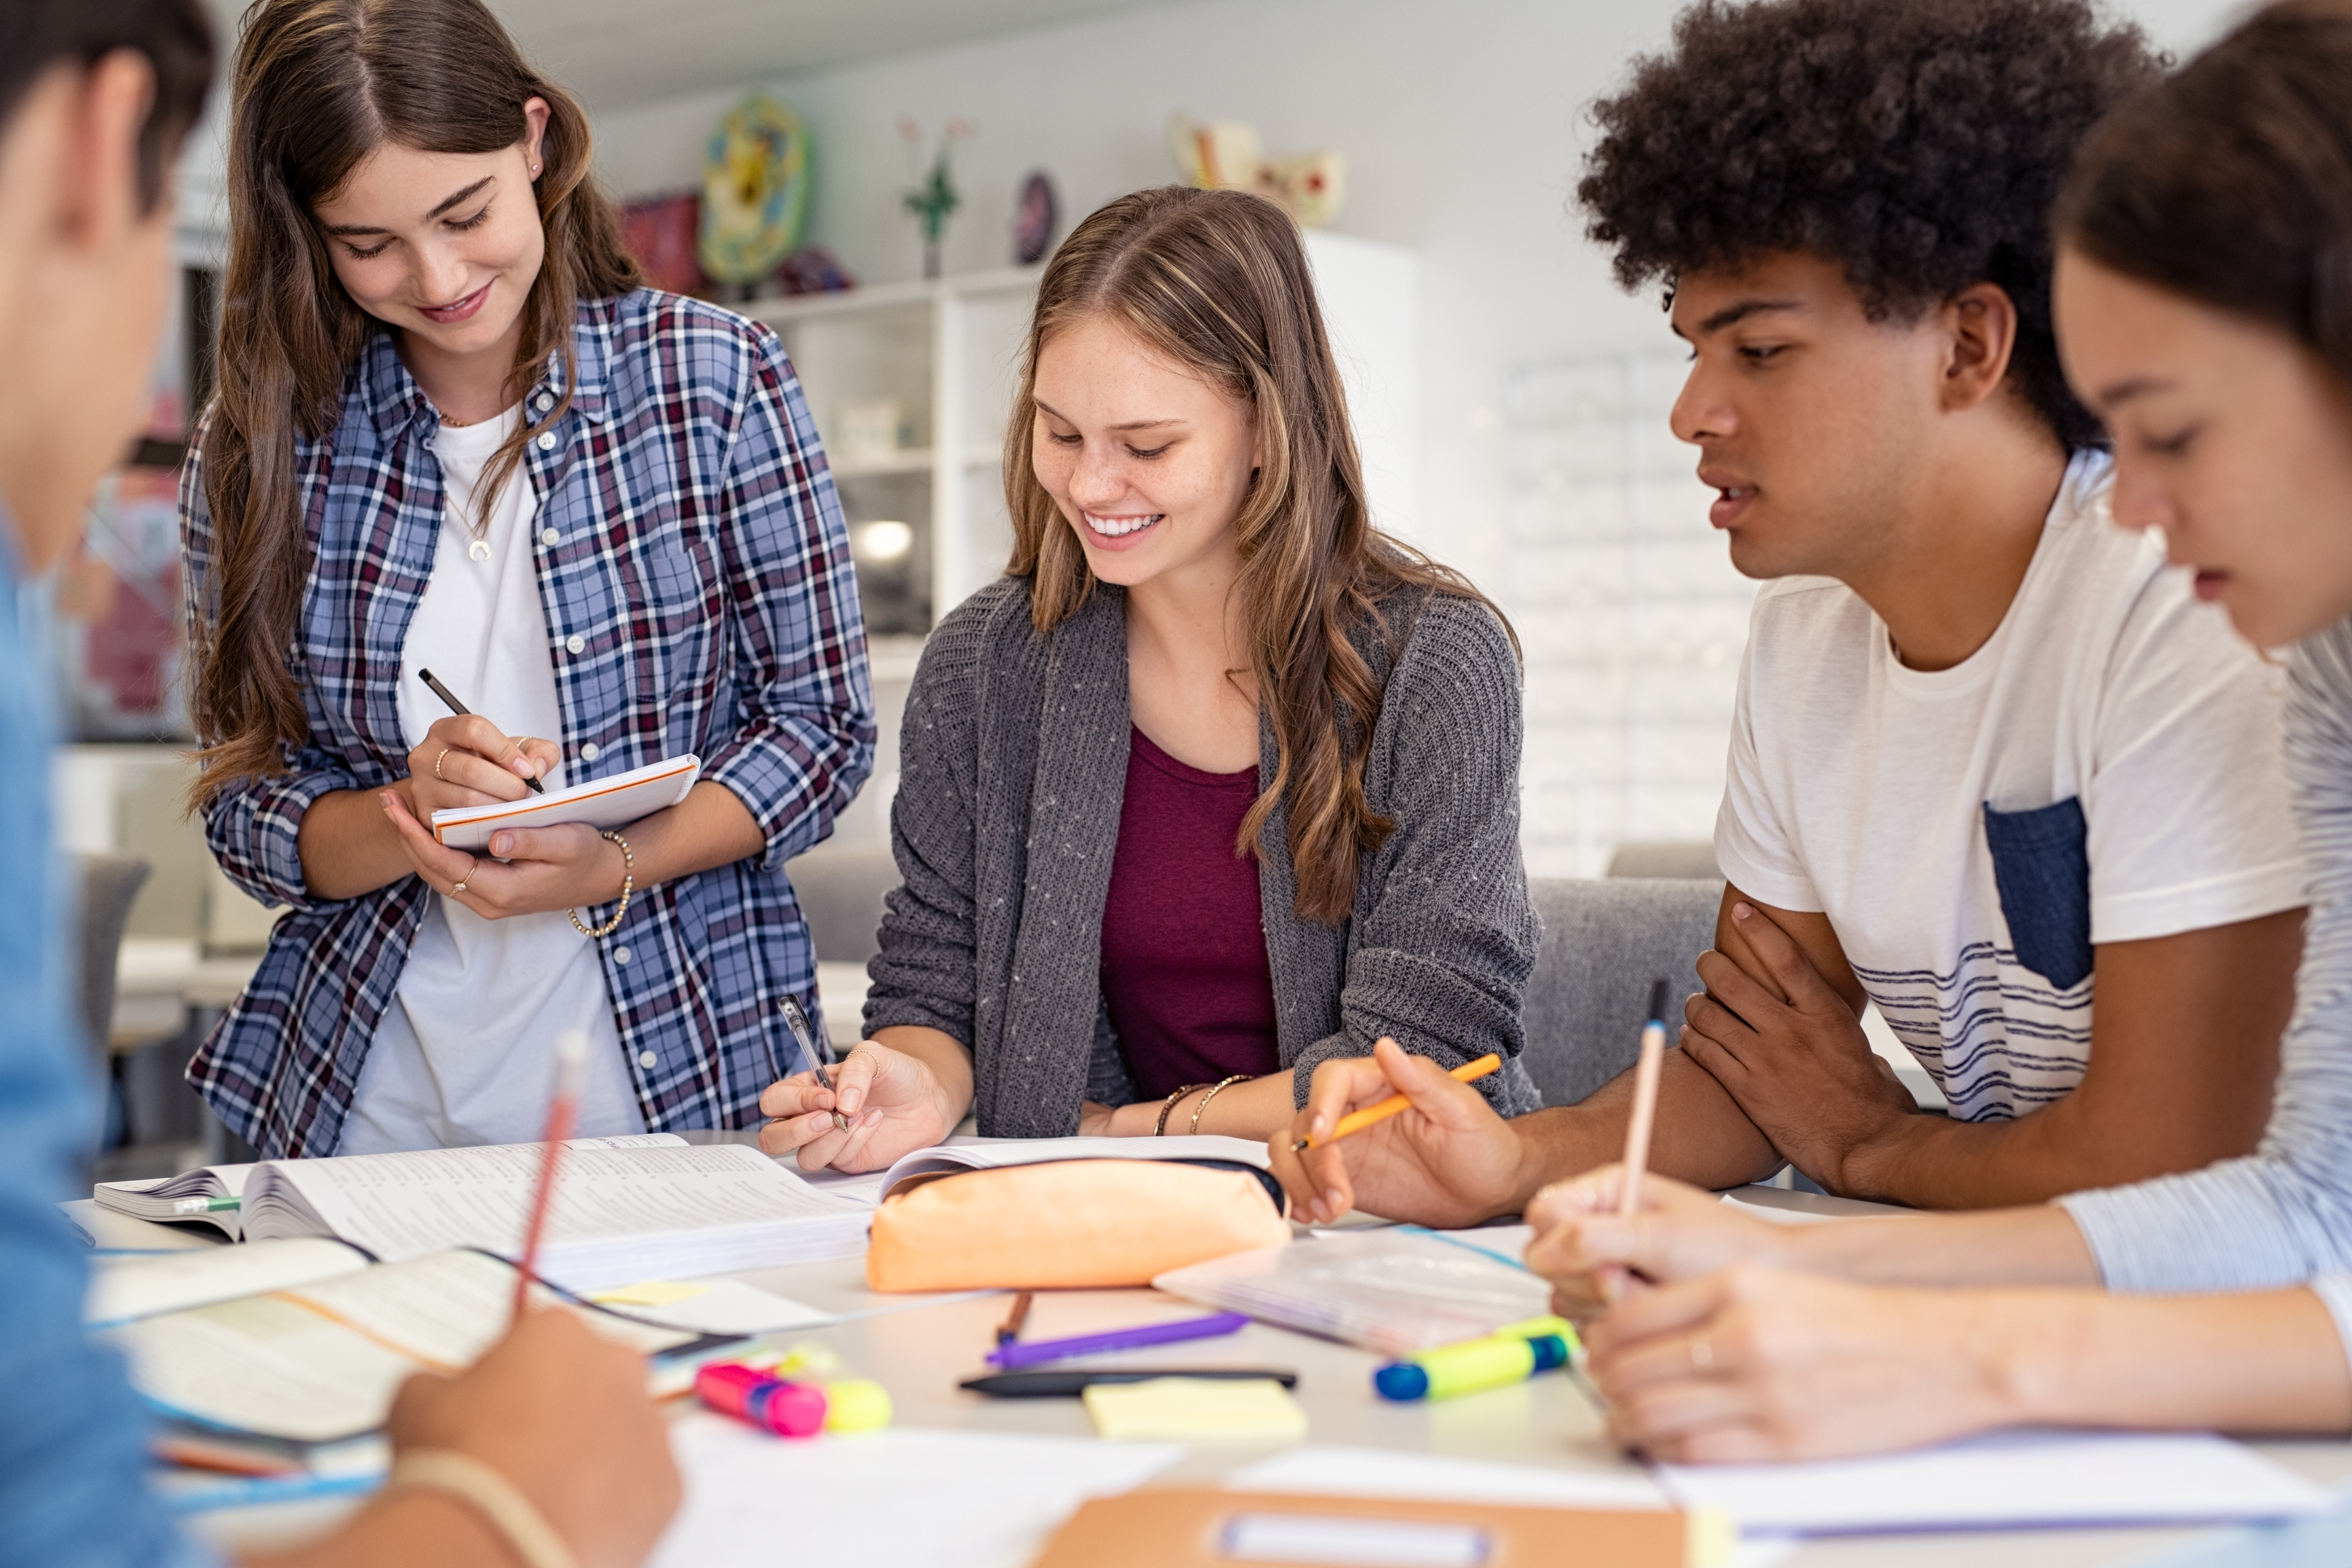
left=435, top=748, right=450, bottom=780
left=1689, top=1337, right=1714, bottom=1371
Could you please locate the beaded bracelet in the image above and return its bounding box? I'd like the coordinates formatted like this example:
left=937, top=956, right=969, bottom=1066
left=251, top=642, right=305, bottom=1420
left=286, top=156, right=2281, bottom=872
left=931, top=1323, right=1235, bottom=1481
left=1154, top=1082, right=1212, bottom=1136
left=1188, top=1074, right=1251, bottom=1136
left=567, top=829, right=634, bottom=939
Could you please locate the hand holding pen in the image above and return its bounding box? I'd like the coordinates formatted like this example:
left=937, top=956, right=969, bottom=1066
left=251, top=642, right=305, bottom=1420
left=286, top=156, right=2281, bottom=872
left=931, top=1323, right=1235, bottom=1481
left=410, top=667, right=556, bottom=803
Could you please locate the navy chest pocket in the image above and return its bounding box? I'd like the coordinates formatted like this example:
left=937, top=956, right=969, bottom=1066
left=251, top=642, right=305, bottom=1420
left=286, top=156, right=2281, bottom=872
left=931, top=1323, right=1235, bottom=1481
left=1982, top=796, right=2094, bottom=990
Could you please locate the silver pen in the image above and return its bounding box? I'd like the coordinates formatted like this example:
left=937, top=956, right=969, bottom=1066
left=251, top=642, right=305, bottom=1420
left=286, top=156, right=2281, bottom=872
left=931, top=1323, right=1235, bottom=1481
left=779, top=995, right=850, bottom=1131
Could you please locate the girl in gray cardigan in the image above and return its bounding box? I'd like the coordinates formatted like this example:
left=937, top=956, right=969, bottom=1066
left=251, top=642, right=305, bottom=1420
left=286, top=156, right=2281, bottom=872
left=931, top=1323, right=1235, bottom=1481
left=760, top=186, right=1540, bottom=1167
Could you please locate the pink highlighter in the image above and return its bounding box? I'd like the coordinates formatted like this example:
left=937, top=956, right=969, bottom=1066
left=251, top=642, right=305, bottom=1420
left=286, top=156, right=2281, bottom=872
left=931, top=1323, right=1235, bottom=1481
left=696, top=1362, right=828, bottom=1438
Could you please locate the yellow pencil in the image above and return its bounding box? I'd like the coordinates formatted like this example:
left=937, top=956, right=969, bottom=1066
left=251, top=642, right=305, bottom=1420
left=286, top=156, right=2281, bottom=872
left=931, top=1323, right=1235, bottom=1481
left=1291, top=1052, right=1502, bottom=1152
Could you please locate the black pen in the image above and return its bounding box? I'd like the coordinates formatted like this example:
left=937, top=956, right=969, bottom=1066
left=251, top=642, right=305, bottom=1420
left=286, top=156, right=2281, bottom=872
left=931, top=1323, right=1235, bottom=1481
left=416, top=667, right=544, bottom=793
left=960, top=1368, right=1299, bottom=1399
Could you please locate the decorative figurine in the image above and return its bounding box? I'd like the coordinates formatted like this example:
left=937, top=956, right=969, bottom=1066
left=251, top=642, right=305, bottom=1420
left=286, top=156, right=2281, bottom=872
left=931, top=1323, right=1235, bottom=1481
left=1166, top=114, right=1347, bottom=228
left=1013, top=170, right=1059, bottom=265
left=699, top=95, right=810, bottom=298
left=900, top=114, right=973, bottom=280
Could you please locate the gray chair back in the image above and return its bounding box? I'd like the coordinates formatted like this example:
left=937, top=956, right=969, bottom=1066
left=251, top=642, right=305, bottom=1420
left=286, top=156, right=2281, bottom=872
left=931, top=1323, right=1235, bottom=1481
left=1604, top=841, right=1722, bottom=880
left=1521, top=877, right=1723, bottom=1108
left=73, top=852, right=150, bottom=1065
left=785, top=845, right=899, bottom=964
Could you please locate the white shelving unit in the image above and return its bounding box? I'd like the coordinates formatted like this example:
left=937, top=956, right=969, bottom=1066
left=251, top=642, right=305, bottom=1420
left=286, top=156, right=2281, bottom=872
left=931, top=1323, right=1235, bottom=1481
left=752, top=266, right=1042, bottom=638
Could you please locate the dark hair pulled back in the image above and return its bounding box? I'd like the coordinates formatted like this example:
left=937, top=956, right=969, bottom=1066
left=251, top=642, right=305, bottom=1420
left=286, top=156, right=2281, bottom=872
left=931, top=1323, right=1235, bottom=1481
left=2059, top=0, right=2352, bottom=390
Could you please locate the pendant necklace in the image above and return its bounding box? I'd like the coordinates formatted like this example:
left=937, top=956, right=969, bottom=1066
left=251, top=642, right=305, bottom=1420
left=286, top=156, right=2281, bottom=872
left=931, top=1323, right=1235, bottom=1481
left=439, top=407, right=494, bottom=563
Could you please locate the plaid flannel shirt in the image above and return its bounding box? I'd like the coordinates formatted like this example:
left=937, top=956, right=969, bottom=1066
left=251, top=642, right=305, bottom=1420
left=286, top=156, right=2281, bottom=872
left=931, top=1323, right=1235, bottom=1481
left=181, top=289, right=875, bottom=1156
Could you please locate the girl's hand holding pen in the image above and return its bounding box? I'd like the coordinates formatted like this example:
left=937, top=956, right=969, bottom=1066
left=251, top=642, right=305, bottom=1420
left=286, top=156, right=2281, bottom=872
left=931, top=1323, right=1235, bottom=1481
left=378, top=716, right=621, bottom=922
left=758, top=1035, right=961, bottom=1174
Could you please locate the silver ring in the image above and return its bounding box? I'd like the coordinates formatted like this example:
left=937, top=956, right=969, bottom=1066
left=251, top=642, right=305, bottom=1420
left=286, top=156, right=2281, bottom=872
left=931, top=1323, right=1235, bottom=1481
left=1689, top=1337, right=1714, bottom=1371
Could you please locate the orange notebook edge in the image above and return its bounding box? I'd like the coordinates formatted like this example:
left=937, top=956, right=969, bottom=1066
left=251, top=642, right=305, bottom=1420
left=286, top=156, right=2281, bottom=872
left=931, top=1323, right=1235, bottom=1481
left=1027, top=1487, right=1717, bottom=1568
left=429, top=757, right=698, bottom=845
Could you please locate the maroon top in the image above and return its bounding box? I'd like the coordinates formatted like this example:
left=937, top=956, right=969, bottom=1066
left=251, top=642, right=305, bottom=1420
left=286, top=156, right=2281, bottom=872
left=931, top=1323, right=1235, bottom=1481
left=1099, top=726, right=1282, bottom=1099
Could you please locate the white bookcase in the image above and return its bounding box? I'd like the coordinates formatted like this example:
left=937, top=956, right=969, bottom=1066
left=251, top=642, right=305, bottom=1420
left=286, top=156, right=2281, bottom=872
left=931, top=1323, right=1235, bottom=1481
left=751, top=232, right=1419, bottom=852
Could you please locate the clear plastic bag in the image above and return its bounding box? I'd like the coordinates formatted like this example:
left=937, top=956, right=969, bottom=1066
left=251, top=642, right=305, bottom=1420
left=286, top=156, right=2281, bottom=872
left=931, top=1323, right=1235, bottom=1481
left=1154, top=1227, right=1550, bottom=1355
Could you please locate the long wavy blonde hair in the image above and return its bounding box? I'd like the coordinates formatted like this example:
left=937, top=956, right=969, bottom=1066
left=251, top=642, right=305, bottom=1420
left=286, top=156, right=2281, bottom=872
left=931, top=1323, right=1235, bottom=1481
left=1006, top=186, right=1514, bottom=924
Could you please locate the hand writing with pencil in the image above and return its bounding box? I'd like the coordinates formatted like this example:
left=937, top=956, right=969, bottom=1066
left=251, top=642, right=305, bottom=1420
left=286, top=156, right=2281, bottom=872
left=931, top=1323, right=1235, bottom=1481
left=1267, top=1038, right=1539, bottom=1227
left=1522, top=1166, right=1797, bottom=1323
left=1680, top=902, right=1917, bottom=1194
left=1575, top=1262, right=2018, bottom=1464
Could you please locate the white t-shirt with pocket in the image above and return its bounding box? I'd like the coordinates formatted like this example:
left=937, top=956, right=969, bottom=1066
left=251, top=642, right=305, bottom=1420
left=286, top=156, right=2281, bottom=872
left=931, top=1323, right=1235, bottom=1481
left=1713, top=450, right=2306, bottom=1123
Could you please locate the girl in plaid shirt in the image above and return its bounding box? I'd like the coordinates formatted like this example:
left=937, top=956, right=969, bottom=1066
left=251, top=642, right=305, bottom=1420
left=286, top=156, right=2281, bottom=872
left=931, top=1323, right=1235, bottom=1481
left=179, top=0, right=873, bottom=1156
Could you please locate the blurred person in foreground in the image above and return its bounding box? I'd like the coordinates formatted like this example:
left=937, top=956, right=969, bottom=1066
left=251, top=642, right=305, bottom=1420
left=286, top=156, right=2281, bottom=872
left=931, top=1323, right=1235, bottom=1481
left=0, top=2, right=677, bottom=1563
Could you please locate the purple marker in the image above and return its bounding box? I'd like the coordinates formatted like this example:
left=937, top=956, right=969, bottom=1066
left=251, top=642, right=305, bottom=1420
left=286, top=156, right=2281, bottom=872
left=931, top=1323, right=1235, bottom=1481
left=985, top=1312, right=1251, bottom=1370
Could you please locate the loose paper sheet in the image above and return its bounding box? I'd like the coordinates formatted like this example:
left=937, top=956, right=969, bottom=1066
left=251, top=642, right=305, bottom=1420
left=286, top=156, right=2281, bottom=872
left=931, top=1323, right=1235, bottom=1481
left=646, top=1418, right=1184, bottom=1568
left=1656, top=1429, right=2334, bottom=1535
left=590, top=1278, right=833, bottom=1335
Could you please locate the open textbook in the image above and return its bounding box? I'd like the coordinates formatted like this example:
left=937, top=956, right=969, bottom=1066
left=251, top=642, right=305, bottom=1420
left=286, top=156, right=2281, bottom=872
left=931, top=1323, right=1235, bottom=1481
left=96, top=1134, right=870, bottom=1289
left=110, top=1248, right=721, bottom=1446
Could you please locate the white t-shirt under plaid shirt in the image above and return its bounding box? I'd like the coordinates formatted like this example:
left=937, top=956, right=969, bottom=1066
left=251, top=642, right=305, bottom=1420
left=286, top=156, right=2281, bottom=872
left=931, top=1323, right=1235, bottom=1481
left=1712, top=450, right=2305, bottom=1123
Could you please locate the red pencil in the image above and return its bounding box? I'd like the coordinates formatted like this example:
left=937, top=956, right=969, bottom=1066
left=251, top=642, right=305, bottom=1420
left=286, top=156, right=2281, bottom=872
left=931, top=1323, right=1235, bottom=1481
left=513, top=1030, right=590, bottom=1321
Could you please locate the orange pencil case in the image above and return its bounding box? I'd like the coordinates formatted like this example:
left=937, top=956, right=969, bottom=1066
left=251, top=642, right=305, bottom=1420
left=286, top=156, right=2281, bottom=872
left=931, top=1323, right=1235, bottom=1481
left=865, top=1158, right=1290, bottom=1292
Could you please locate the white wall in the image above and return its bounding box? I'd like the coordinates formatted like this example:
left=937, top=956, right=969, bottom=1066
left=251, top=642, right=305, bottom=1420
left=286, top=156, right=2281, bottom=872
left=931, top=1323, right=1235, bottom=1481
left=571, top=0, right=2244, bottom=872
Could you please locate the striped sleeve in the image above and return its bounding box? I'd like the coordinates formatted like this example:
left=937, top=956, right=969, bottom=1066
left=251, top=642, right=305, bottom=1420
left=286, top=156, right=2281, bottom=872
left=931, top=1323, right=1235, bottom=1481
left=2059, top=620, right=2352, bottom=1346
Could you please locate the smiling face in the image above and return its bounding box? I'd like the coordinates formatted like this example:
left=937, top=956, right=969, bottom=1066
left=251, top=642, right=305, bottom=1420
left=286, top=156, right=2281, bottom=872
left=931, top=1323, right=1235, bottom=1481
left=2054, top=249, right=2352, bottom=648
left=1668, top=252, right=1956, bottom=583
left=1029, top=312, right=1262, bottom=590
left=309, top=99, right=549, bottom=383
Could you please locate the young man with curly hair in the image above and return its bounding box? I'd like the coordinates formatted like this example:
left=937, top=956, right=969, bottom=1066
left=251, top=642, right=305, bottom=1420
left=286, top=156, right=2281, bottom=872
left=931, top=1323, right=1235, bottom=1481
left=1269, top=0, right=2309, bottom=1222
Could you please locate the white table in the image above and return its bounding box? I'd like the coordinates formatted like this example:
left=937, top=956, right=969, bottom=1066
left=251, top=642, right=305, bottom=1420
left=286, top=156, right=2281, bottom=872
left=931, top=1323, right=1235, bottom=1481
left=85, top=1188, right=2349, bottom=1568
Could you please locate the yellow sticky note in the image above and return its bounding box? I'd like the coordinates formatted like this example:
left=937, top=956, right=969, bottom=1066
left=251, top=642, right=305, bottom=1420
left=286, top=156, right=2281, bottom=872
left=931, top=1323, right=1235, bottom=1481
left=590, top=1281, right=712, bottom=1308
left=1082, top=1377, right=1308, bottom=1443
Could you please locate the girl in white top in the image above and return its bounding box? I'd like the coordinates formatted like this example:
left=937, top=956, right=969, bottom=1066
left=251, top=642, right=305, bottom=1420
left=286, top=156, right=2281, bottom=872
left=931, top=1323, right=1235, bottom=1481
left=337, top=407, right=640, bottom=1150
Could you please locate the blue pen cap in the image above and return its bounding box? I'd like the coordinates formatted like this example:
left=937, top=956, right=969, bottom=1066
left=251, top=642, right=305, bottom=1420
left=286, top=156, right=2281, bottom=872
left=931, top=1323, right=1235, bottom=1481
left=1528, top=1334, right=1569, bottom=1373
left=1373, top=1362, right=1430, bottom=1401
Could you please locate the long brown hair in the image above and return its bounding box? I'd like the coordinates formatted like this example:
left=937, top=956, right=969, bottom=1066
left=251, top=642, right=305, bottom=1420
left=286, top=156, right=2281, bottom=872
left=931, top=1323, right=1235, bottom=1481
left=189, top=0, right=639, bottom=805
left=2058, top=0, right=2352, bottom=385
left=1006, top=186, right=1514, bottom=924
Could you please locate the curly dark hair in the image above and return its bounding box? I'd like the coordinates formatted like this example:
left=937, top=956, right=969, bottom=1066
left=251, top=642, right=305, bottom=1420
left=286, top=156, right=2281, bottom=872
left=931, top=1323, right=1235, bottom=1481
left=1577, top=0, right=2163, bottom=451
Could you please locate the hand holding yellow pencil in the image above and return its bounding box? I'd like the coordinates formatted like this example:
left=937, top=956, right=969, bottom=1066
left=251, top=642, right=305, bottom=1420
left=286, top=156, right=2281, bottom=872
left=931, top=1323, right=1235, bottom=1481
left=1290, top=1049, right=1503, bottom=1152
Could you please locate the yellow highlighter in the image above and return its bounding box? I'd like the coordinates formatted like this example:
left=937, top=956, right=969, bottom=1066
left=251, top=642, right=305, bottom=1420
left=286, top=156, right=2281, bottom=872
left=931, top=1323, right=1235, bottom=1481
left=1373, top=1316, right=1581, bottom=1402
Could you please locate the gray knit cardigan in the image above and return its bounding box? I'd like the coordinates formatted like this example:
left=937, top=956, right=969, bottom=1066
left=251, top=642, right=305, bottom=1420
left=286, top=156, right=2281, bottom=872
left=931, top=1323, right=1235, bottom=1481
left=862, top=574, right=1542, bottom=1138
